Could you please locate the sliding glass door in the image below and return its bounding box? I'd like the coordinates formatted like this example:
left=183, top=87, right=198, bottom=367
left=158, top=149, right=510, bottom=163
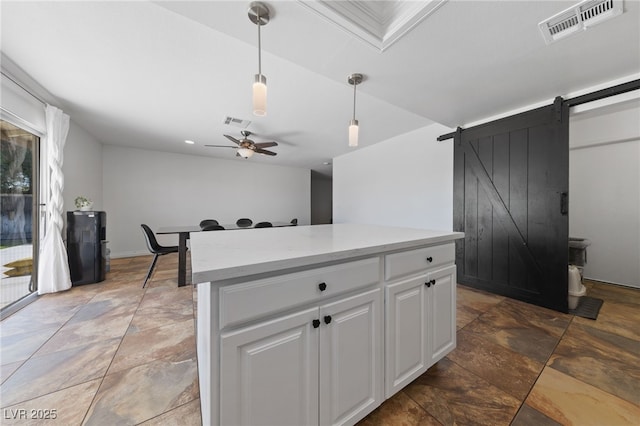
left=1, top=119, right=40, bottom=311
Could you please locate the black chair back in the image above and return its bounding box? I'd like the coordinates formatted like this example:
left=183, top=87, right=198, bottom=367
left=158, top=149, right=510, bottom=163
left=202, top=224, right=225, bottom=231
left=140, top=224, right=179, bottom=288
left=254, top=221, right=273, bottom=228
left=236, top=218, right=253, bottom=227
left=199, top=219, right=219, bottom=229
left=141, top=224, right=162, bottom=253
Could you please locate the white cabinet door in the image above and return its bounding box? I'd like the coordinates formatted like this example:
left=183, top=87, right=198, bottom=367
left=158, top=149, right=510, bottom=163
left=428, top=265, right=457, bottom=364
left=220, top=307, right=319, bottom=426
left=319, top=288, right=383, bottom=426
left=384, top=275, right=430, bottom=398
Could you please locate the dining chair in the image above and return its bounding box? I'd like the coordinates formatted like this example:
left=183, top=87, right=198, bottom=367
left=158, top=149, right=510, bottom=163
left=199, top=219, right=219, bottom=229
left=290, top=218, right=298, bottom=226
left=236, top=218, right=253, bottom=227
left=140, top=224, right=180, bottom=288
left=254, top=221, right=273, bottom=228
left=202, top=224, right=225, bottom=231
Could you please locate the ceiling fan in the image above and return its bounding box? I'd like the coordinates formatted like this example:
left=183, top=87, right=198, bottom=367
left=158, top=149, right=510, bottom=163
left=205, top=130, right=277, bottom=158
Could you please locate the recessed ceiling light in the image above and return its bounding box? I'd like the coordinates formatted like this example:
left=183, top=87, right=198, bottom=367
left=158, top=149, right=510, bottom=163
left=185, top=140, right=195, bottom=145
left=323, top=161, right=332, bottom=166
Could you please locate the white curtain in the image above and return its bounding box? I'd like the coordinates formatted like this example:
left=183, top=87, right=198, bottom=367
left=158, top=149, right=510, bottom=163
left=38, top=105, right=71, bottom=294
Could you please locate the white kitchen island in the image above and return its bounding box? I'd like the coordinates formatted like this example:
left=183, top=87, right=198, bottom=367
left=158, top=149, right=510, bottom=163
left=190, top=224, right=464, bottom=426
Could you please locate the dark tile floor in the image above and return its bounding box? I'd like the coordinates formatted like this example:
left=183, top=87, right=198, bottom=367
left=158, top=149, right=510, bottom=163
left=1, top=254, right=639, bottom=425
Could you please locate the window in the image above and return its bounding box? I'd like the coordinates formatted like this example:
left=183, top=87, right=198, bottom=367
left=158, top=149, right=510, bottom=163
left=1, top=119, right=40, bottom=312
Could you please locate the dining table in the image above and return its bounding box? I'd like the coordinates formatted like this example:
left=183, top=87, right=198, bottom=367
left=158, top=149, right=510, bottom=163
left=156, top=222, right=291, bottom=286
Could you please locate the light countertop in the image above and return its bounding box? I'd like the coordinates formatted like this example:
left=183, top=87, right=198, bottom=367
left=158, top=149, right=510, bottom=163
left=190, top=223, right=463, bottom=284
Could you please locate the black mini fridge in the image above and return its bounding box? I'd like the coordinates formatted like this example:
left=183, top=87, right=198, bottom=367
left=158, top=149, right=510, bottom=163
left=67, top=211, right=107, bottom=285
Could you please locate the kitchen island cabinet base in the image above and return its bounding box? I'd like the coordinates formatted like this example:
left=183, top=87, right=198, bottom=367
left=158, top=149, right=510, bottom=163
left=191, top=224, right=463, bottom=426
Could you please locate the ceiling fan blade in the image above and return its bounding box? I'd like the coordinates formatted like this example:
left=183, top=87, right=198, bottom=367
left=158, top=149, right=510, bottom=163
left=255, top=148, right=277, bottom=156
left=224, top=134, right=242, bottom=146
left=253, top=141, right=278, bottom=149
left=204, top=144, right=237, bottom=148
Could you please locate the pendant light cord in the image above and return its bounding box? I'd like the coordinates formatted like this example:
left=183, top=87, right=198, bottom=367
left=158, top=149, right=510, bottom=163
left=257, top=15, right=262, bottom=77
left=352, top=80, right=357, bottom=120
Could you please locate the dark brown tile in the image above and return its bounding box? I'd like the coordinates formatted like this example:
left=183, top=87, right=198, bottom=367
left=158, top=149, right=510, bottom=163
left=462, top=297, right=570, bottom=363
left=456, top=305, right=478, bottom=330
left=404, top=358, right=520, bottom=426
left=511, top=403, right=561, bottom=426
left=548, top=322, right=640, bottom=405
left=357, top=391, right=441, bottom=426
left=457, top=285, right=505, bottom=309
left=584, top=280, right=640, bottom=306
left=447, top=330, right=543, bottom=400
left=573, top=298, right=640, bottom=342
left=456, top=285, right=504, bottom=329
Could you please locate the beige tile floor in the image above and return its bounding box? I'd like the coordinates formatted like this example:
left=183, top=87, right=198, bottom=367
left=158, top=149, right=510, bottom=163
left=1, top=254, right=639, bottom=425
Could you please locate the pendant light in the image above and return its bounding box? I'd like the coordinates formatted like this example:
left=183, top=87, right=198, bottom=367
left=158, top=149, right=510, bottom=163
left=347, top=73, right=363, bottom=147
left=248, top=2, right=270, bottom=116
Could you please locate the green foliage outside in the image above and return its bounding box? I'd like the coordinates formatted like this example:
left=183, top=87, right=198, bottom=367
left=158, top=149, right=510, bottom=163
left=1, top=139, right=33, bottom=195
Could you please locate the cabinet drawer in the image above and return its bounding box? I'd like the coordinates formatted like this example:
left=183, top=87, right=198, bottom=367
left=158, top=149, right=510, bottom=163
left=219, top=257, right=381, bottom=328
left=385, top=243, right=454, bottom=281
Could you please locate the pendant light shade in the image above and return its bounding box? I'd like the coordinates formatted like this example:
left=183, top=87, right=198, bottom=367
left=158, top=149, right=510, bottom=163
left=253, top=74, right=267, bottom=117
left=349, top=119, right=359, bottom=147
left=347, top=73, right=363, bottom=147
left=249, top=2, right=270, bottom=116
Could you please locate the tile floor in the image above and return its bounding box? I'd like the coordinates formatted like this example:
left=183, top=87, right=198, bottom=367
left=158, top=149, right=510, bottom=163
left=1, top=254, right=639, bottom=425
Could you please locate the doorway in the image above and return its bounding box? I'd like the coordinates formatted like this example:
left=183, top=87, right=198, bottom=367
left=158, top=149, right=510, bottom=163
left=1, top=119, right=40, bottom=312
left=569, top=96, right=640, bottom=288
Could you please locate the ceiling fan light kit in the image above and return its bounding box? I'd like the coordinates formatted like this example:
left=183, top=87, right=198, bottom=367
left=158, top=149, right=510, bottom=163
left=237, top=147, right=255, bottom=158
left=249, top=1, right=270, bottom=117
left=348, top=73, right=363, bottom=147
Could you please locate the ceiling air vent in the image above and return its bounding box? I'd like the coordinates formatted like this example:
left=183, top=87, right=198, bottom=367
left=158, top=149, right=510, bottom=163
left=223, top=116, right=251, bottom=128
left=539, top=0, right=623, bottom=45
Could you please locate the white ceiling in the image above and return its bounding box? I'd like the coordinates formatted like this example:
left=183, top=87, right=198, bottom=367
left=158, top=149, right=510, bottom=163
left=1, top=1, right=639, bottom=177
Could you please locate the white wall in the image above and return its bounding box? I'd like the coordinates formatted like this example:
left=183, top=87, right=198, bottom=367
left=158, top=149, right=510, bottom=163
left=103, top=145, right=310, bottom=257
left=569, top=95, right=640, bottom=288
left=63, top=122, right=103, bottom=213
left=333, top=123, right=454, bottom=231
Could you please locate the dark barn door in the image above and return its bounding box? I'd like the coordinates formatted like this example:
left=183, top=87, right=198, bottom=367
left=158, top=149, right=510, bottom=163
left=453, top=98, right=569, bottom=312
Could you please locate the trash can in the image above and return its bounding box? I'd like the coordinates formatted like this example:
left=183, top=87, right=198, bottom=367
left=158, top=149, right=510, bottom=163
left=569, top=237, right=591, bottom=278
left=568, top=265, right=586, bottom=309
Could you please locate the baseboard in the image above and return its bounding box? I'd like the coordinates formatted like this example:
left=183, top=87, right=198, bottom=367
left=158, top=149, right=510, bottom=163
left=110, top=250, right=149, bottom=259
left=584, top=277, right=639, bottom=289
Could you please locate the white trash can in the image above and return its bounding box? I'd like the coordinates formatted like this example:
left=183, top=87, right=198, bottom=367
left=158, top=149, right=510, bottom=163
left=568, top=264, right=586, bottom=309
